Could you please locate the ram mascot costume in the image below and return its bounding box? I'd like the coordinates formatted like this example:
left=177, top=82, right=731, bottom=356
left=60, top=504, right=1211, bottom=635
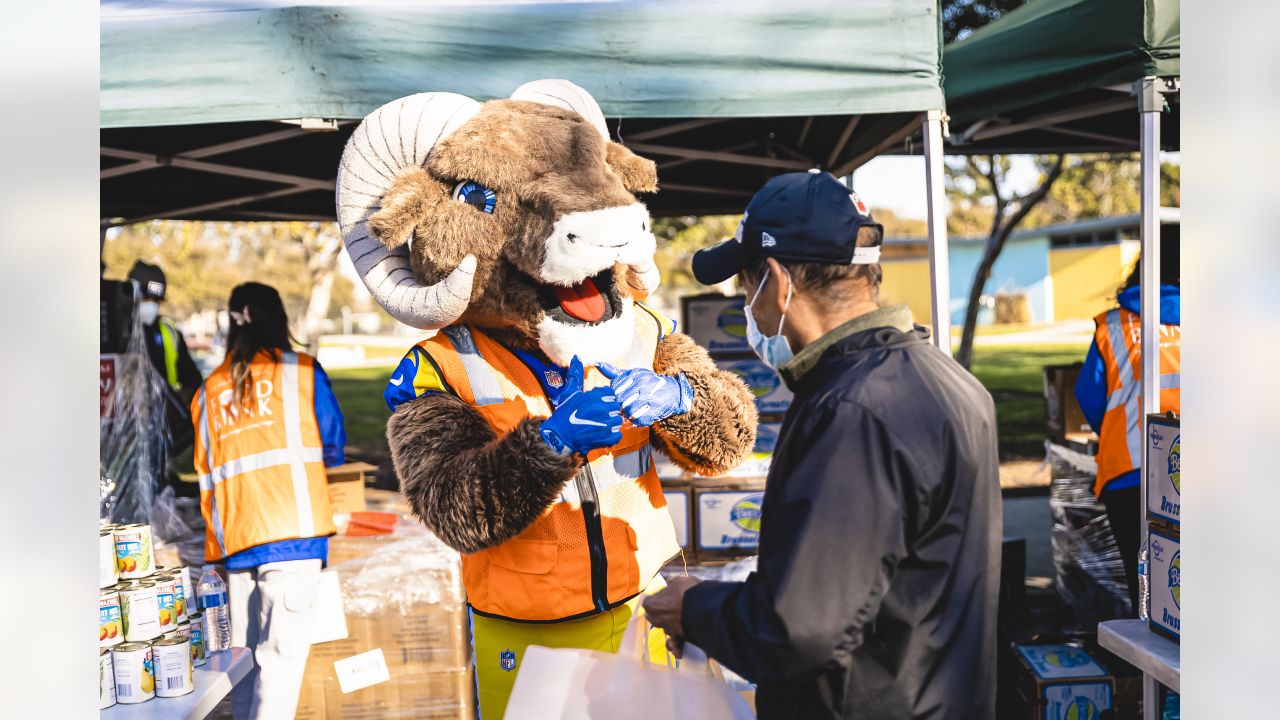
left=335, top=80, right=756, bottom=716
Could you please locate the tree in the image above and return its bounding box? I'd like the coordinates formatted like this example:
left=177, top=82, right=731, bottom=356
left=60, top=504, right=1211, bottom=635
left=949, top=154, right=1066, bottom=368
left=942, top=0, right=1027, bottom=43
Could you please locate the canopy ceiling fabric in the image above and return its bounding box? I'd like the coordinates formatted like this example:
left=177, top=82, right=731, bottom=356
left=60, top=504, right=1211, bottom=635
left=940, top=0, right=1179, bottom=155
left=101, top=0, right=944, bottom=222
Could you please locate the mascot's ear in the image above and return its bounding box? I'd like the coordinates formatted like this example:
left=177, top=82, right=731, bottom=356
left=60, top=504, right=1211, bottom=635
left=606, top=142, right=658, bottom=194
left=368, top=166, right=448, bottom=250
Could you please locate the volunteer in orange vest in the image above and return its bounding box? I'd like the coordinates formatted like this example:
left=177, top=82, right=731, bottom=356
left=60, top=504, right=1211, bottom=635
left=383, top=305, right=684, bottom=718
left=192, top=282, right=346, bottom=720
left=1075, top=246, right=1180, bottom=610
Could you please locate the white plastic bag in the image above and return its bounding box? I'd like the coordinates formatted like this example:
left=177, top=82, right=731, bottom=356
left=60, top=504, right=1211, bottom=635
left=505, top=616, right=754, bottom=719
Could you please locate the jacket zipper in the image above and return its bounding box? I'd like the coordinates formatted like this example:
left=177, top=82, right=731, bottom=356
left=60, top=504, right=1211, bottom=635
left=575, top=463, right=610, bottom=612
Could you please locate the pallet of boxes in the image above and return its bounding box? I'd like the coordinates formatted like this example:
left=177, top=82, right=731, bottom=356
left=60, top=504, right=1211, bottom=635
left=1146, top=413, right=1180, bottom=643
left=660, top=295, right=785, bottom=571
left=296, top=476, right=473, bottom=720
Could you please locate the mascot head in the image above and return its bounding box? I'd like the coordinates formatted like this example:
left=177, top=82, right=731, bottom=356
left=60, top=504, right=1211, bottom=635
left=335, top=80, right=661, bottom=366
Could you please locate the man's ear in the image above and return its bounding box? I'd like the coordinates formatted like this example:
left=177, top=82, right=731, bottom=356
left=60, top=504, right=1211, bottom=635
left=606, top=142, right=658, bottom=193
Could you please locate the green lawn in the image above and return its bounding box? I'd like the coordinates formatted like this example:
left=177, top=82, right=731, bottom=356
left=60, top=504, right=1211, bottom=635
left=968, top=343, right=1090, bottom=460
left=330, top=342, right=1090, bottom=464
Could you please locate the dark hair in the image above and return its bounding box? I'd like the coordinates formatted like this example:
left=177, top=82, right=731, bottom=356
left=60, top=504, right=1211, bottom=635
left=226, top=282, right=296, bottom=405
left=1119, top=224, right=1180, bottom=298
left=742, top=224, right=884, bottom=302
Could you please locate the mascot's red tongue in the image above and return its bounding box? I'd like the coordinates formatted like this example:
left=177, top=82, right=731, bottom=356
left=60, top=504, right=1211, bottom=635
left=554, top=278, right=606, bottom=322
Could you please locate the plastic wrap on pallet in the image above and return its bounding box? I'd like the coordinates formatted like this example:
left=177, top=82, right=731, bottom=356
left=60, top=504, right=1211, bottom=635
left=100, top=285, right=180, bottom=525
left=332, top=519, right=465, bottom=615
left=1046, top=442, right=1131, bottom=625
left=150, top=485, right=208, bottom=569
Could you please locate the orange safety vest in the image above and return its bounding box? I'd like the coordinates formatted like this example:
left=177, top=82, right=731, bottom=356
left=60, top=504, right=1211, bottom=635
left=1092, top=308, right=1181, bottom=495
left=415, top=316, right=680, bottom=623
left=192, top=350, right=336, bottom=561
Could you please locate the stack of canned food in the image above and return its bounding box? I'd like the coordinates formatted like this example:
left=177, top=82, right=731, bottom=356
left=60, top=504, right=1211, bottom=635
left=99, top=521, right=208, bottom=708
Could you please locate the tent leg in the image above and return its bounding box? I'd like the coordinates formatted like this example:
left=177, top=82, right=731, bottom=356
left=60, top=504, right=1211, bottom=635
left=922, top=110, right=950, bottom=354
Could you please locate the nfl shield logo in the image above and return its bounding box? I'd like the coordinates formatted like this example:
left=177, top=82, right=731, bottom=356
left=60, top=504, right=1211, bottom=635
left=544, top=370, right=563, bottom=388
left=500, top=649, right=517, bottom=672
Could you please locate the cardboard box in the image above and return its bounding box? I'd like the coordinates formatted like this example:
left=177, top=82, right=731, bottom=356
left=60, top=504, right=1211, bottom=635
left=1146, top=413, right=1181, bottom=528
left=663, top=486, right=692, bottom=550
left=1043, top=364, right=1090, bottom=444
left=694, top=482, right=766, bottom=558
left=1148, top=525, right=1180, bottom=642
left=717, top=356, right=794, bottom=415
left=653, top=449, right=686, bottom=481
left=1011, top=644, right=1115, bottom=720
left=681, top=293, right=750, bottom=356
left=327, top=462, right=378, bottom=515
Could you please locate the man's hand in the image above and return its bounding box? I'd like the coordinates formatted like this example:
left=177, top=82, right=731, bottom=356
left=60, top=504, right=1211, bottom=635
left=642, top=576, right=701, bottom=658
left=540, top=357, right=622, bottom=456
left=597, top=364, right=693, bottom=427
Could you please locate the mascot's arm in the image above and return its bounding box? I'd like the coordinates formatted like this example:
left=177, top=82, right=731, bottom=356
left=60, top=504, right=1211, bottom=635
left=388, top=393, right=579, bottom=554
left=650, top=331, right=758, bottom=477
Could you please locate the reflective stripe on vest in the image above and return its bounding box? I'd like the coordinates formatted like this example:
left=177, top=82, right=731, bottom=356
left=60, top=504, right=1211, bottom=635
left=192, top=351, right=334, bottom=560
left=441, top=327, right=505, bottom=405
left=158, top=319, right=180, bottom=390
left=1104, top=311, right=1144, bottom=471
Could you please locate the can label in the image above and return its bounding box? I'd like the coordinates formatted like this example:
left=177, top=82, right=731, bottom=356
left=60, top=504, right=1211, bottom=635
left=112, top=646, right=154, bottom=703
left=99, top=590, right=123, bottom=648
left=189, top=617, right=207, bottom=667
left=172, top=566, right=194, bottom=612
left=113, top=526, right=154, bottom=579
left=121, top=585, right=162, bottom=642
left=154, top=640, right=194, bottom=697
left=99, top=532, right=119, bottom=589
left=99, top=651, right=116, bottom=710
left=172, top=577, right=189, bottom=623
left=155, top=577, right=178, bottom=629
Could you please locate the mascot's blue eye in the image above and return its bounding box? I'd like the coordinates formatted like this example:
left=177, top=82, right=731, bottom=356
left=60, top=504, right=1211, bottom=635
left=452, top=180, right=496, bottom=214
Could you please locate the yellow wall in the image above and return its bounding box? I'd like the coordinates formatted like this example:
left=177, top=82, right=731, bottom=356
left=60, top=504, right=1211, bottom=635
left=1048, top=241, right=1140, bottom=321
left=879, top=259, right=933, bottom=324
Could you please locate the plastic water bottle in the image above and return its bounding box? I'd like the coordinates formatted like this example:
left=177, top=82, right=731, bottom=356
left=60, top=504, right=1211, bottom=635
left=1137, top=537, right=1150, bottom=620
left=197, top=565, right=232, bottom=652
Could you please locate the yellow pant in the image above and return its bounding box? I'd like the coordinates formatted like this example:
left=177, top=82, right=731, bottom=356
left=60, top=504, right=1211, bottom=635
left=470, top=579, right=668, bottom=719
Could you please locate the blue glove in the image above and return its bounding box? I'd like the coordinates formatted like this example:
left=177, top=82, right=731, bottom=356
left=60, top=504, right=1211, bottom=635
left=540, top=357, right=623, bottom=456
left=597, top=363, right=693, bottom=428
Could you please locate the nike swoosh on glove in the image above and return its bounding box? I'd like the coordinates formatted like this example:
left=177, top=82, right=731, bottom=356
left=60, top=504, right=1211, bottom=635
left=540, top=356, right=623, bottom=456
left=596, top=363, right=693, bottom=428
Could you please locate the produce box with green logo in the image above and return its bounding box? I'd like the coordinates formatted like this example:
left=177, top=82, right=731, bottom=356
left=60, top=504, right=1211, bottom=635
left=682, top=294, right=750, bottom=356
left=694, top=483, right=766, bottom=558
left=1145, top=413, right=1180, bottom=529
left=717, top=357, right=794, bottom=415
left=1148, top=525, right=1180, bottom=642
left=1012, top=644, right=1114, bottom=720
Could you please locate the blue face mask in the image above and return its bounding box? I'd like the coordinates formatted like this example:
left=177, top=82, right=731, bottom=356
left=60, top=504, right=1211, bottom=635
left=744, top=267, right=794, bottom=369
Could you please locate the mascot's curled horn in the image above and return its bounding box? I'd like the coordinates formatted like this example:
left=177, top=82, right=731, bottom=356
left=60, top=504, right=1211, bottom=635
left=336, top=79, right=756, bottom=717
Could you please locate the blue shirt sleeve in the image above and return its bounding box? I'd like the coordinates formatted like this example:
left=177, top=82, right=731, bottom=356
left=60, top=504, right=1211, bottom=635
left=312, top=362, right=347, bottom=467
left=1074, top=342, right=1108, bottom=433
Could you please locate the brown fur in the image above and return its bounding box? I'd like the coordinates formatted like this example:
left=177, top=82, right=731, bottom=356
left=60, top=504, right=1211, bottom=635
left=606, top=142, right=658, bottom=193
left=651, top=332, right=758, bottom=477
left=388, top=392, right=581, bottom=554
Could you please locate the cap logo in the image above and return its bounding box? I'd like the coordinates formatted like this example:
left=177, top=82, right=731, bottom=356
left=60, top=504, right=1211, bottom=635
left=761, top=231, right=777, bottom=248
left=147, top=281, right=164, bottom=296
left=850, top=192, right=869, bottom=216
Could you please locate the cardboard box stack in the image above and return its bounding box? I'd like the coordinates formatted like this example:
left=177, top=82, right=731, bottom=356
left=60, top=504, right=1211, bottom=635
left=1145, top=413, right=1180, bottom=642
left=297, top=489, right=472, bottom=719
left=1008, top=644, right=1116, bottom=720
left=1042, top=363, right=1093, bottom=447
left=665, top=294, right=787, bottom=566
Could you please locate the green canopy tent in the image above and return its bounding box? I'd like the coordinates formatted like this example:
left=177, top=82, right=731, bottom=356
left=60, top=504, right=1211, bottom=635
left=940, top=3, right=1180, bottom=709
left=101, top=0, right=957, bottom=347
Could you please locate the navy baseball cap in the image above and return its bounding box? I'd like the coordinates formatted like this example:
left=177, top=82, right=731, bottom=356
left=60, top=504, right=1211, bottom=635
left=692, top=170, right=884, bottom=285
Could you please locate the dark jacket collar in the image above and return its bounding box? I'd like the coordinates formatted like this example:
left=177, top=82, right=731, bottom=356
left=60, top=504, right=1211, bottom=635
left=778, top=304, right=917, bottom=389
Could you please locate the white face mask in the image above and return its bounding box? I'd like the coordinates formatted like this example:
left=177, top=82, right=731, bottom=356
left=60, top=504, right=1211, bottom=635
left=138, top=300, right=160, bottom=326
left=744, top=267, right=794, bottom=369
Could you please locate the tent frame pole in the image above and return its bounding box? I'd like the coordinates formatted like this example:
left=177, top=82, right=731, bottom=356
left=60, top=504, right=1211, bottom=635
left=1134, top=75, right=1176, bottom=720
left=922, top=110, right=951, bottom=353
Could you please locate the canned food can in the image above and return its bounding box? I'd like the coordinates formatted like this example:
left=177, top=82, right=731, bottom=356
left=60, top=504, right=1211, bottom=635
left=99, top=648, right=116, bottom=709
left=99, top=530, right=119, bottom=588
left=154, top=575, right=179, bottom=631
left=99, top=588, right=123, bottom=648
left=166, top=569, right=190, bottom=623
left=152, top=637, right=194, bottom=698
left=187, top=612, right=207, bottom=667
left=172, top=622, right=192, bottom=640
left=112, top=642, right=155, bottom=704
left=170, top=566, right=194, bottom=617
left=120, top=581, right=162, bottom=642
left=113, top=524, right=155, bottom=579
